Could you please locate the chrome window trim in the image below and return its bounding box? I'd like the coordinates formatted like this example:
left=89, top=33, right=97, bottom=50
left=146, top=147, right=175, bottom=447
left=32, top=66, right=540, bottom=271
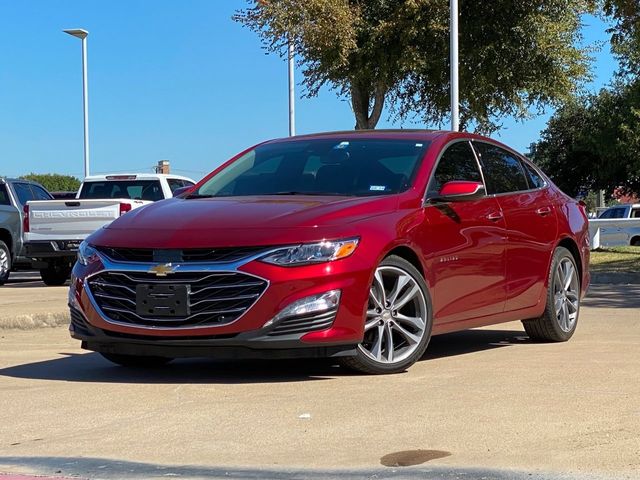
left=470, top=140, right=550, bottom=197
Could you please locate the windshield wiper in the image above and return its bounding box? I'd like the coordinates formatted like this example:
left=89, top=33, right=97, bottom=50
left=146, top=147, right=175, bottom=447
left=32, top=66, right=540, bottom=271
left=184, top=193, right=216, bottom=199
left=263, top=191, right=351, bottom=196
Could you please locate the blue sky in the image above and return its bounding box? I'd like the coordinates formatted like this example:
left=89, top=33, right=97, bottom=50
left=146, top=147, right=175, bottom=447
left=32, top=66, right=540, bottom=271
left=0, top=1, right=619, bottom=181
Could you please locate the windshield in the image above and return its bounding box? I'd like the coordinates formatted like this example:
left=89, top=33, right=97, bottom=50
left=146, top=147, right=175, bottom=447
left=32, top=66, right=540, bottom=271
left=193, top=138, right=430, bottom=198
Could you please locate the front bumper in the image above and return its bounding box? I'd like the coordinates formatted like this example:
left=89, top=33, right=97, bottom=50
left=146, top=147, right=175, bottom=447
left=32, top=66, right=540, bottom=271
left=69, top=247, right=372, bottom=359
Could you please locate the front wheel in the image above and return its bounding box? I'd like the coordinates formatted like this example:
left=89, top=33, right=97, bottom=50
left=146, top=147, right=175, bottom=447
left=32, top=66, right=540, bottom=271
left=0, top=240, right=11, bottom=285
left=522, top=246, right=581, bottom=342
left=101, top=353, right=174, bottom=368
left=340, top=255, right=432, bottom=374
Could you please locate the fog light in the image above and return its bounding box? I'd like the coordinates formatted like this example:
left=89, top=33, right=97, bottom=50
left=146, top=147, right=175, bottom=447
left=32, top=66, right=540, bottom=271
left=263, top=290, right=341, bottom=328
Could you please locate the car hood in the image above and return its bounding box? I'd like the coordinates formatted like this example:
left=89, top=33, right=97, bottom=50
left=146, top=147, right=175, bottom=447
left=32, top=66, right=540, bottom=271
left=92, top=195, right=398, bottom=248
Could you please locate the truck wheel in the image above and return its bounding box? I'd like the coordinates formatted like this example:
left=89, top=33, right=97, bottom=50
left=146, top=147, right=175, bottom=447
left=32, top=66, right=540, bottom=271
left=522, top=246, right=580, bottom=342
left=101, top=353, right=173, bottom=368
left=631, top=237, right=640, bottom=247
left=40, top=261, right=71, bottom=286
left=0, top=240, right=11, bottom=285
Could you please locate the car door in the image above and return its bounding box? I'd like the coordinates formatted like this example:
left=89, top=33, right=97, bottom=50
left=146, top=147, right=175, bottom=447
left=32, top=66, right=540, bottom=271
left=472, top=142, right=558, bottom=312
left=419, top=140, right=507, bottom=325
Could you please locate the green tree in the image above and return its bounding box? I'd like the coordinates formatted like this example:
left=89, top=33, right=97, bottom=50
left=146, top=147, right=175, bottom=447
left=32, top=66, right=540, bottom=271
left=20, top=173, right=81, bottom=193
left=530, top=79, right=640, bottom=197
left=234, top=0, right=596, bottom=132
left=603, top=0, right=640, bottom=74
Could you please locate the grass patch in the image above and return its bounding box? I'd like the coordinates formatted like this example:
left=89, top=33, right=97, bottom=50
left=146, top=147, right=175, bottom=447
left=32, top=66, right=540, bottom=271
left=590, top=246, right=640, bottom=273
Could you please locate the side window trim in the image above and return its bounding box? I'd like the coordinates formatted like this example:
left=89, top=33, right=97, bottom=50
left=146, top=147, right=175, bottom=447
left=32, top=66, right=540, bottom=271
left=518, top=156, right=549, bottom=191
left=422, top=139, right=486, bottom=205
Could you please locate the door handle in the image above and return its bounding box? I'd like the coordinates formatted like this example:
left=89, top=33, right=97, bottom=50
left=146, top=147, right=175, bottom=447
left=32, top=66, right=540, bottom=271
left=487, top=212, right=503, bottom=222
left=536, top=206, right=552, bottom=216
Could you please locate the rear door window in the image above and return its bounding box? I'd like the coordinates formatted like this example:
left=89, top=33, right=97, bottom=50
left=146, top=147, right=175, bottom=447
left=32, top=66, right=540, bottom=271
left=521, top=161, right=546, bottom=189
left=473, top=142, right=529, bottom=194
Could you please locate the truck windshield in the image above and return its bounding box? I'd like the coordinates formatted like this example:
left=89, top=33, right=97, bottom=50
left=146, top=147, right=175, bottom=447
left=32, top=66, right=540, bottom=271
left=79, top=180, right=164, bottom=201
left=193, top=138, right=430, bottom=198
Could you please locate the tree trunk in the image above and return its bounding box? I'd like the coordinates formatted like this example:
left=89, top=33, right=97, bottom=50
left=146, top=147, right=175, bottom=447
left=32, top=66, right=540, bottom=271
left=350, top=82, right=386, bottom=129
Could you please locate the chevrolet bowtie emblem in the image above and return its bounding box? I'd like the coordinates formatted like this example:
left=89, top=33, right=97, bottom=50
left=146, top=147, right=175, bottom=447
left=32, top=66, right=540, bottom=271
left=148, top=263, right=177, bottom=277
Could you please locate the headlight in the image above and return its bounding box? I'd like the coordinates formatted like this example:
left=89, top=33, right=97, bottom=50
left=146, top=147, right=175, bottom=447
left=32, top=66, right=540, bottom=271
left=77, top=241, right=99, bottom=266
left=260, top=238, right=359, bottom=266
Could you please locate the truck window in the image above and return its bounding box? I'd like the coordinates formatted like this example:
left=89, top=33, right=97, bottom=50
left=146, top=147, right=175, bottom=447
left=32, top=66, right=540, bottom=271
left=79, top=180, right=164, bottom=201
left=13, top=183, right=36, bottom=206
left=167, top=179, right=189, bottom=193
left=599, top=208, right=626, bottom=219
left=632, top=208, right=640, bottom=219
left=0, top=185, right=10, bottom=205
left=30, top=184, right=53, bottom=200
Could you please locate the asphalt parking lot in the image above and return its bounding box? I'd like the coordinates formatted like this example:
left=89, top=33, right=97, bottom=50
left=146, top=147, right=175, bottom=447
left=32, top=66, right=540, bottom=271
left=0, top=285, right=639, bottom=480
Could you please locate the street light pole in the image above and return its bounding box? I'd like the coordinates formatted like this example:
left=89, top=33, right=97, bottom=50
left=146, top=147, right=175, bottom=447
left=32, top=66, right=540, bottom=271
left=450, top=0, right=459, bottom=132
left=63, top=29, right=90, bottom=177
left=288, top=39, right=295, bottom=136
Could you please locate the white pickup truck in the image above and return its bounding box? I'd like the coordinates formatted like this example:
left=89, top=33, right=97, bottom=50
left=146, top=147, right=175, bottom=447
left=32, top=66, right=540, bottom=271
left=588, top=203, right=640, bottom=249
left=24, top=173, right=195, bottom=285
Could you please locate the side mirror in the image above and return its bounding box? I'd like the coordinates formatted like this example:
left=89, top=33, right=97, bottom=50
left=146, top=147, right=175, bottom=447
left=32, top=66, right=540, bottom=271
left=430, top=181, right=485, bottom=203
left=172, top=186, right=193, bottom=197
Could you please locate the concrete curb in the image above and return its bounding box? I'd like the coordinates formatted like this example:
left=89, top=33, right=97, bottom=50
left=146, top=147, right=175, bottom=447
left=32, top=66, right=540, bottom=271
left=0, top=312, right=69, bottom=330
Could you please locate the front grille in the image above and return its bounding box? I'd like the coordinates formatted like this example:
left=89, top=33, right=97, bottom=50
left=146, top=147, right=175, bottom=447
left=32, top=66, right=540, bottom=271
left=268, top=310, right=336, bottom=336
left=95, top=246, right=271, bottom=264
left=87, top=271, right=268, bottom=328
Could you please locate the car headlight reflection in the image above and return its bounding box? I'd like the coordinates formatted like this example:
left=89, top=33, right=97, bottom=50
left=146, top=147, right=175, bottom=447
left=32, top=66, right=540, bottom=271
left=260, top=238, right=359, bottom=266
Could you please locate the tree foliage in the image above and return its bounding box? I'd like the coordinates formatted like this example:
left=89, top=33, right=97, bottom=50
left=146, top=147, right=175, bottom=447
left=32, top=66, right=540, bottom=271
left=20, top=173, right=81, bottom=193
left=603, top=0, right=640, bottom=74
left=234, top=0, right=595, bottom=131
left=530, top=79, right=640, bottom=197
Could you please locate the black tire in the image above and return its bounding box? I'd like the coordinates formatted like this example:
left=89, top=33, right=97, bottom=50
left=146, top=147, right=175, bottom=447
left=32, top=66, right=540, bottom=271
left=101, top=353, right=174, bottom=368
left=522, top=246, right=580, bottom=342
left=631, top=237, right=640, bottom=247
left=39, top=261, right=72, bottom=286
left=340, top=255, right=432, bottom=375
left=0, top=240, right=11, bottom=285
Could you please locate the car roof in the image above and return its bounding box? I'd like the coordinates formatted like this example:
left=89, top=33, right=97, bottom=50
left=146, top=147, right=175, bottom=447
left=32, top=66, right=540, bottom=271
left=0, top=177, right=48, bottom=187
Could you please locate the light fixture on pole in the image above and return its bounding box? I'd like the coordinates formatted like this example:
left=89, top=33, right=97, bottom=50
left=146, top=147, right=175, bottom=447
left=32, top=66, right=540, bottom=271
left=63, top=28, right=91, bottom=177
left=288, top=38, right=295, bottom=136
left=450, top=0, right=459, bottom=132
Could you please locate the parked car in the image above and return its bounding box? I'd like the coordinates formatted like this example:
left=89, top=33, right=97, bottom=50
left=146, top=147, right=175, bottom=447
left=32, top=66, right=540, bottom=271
left=69, top=131, right=590, bottom=374
left=24, top=173, right=195, bottom=286
left=0, top=177, right=54, bottom=284
left=589, top=203, right=640, bottom=247
left=597, top=204, right=640, bottom=219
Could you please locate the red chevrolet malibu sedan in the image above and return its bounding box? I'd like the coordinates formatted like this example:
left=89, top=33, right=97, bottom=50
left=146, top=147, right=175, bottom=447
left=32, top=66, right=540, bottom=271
left=69, top=131, right=590, bottom=374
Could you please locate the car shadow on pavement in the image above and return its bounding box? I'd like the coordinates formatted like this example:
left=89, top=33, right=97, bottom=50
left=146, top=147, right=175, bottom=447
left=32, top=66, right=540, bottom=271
left=0, top=328, right=529, bottom=384
left=583, top=284, right=640, bottom=308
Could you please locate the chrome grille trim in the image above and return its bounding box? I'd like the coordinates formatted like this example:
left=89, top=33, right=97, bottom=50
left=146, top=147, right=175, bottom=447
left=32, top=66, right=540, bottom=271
left=85, top=258, right=270, bottom=330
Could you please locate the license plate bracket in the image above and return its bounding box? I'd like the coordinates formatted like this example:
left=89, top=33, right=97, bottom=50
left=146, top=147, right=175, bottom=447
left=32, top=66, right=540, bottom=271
left=136, top=284, right=190, bottom=317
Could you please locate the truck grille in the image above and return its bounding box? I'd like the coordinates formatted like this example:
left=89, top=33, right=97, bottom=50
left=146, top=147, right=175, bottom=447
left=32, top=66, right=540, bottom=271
left=95, top=246, right=270, bottom=264
left=87, top=271, right=268, bottom=328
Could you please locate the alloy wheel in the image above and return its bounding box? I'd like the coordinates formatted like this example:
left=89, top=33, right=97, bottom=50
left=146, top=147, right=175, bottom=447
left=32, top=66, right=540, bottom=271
left=358, top=265, right=428, bottom=364
left=553, top=258, right=579, bottom=333
left=0, top=248, right=9, bottom=277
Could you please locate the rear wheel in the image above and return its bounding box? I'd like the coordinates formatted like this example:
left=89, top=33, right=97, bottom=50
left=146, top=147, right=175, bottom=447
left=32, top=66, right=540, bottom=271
left=340, top=255, right=432, bottom=374
left=0, top=240, right=11, bottom=285
left=522, top=246, right=580, bottom=342
left=631, top=236, right=640, bottom=247
left=39, top=261, right=72, bottom=286
left=101, top=353, right=174, bottom=368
